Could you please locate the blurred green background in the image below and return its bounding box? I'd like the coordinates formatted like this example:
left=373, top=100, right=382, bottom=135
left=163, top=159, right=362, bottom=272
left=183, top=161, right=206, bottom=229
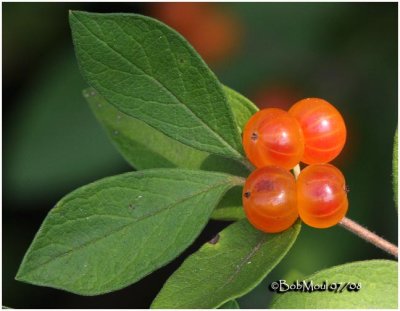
left=3, top=2, right=397, bottom=308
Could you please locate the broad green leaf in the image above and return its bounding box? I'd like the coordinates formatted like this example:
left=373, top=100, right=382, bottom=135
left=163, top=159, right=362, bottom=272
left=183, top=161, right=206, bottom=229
left=16, top=169, right=242, bottom=295
left=211, top=186, right=246, bottom=221
left=70, top=11, right=244, bottom=160
left=85, top=88, right=248, bottom=222
left=270, top=260, right=398, bottom=309
left=393, top=127, right=398, bottom=209
left=219, top=300, right=240, bottom=309
left=84, top=88, right=249, bottom=177
left=223, top=85, right=258, bottom=133
left=151, top=219, right=301, bottom=308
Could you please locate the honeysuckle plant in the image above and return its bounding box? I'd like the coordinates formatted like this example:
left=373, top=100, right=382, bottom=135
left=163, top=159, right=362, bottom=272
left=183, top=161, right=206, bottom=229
left=16, top=11, right=398, bottom=309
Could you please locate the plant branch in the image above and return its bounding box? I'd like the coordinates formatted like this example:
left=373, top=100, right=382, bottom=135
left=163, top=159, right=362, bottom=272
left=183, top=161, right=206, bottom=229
left=339, top=217, right=398, bottom=258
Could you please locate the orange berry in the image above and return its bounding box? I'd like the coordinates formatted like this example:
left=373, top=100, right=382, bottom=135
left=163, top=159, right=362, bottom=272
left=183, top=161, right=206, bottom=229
left=243, top=108, right=304, bottom=170
left=242, top=166, right=298, bottom=233
left=297, top=164, right=348, bottom=228
left=288, top=98, right=347, bottom=164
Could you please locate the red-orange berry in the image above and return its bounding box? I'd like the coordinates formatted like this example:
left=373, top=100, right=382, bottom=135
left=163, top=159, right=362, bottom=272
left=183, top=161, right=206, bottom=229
left=242, top=108, right=304, bottom=170
left=297, top=164, right=348, bottom=228
left=242, top=166, right=298, bottom=233
left=288, top=98, right=347, bottom=164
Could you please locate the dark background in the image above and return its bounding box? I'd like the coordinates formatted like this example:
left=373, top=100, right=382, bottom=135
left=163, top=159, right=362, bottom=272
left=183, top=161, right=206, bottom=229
left=3, top=2, right=398, bottom=308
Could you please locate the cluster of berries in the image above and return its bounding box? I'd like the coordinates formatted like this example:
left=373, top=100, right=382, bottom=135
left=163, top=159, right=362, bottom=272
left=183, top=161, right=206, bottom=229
left=242, top=98, right=348, bottom=233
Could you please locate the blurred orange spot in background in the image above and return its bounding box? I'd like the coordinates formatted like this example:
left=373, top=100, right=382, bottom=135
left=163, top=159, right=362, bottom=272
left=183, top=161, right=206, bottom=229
left=252, top=85, right=301, bottom=110
left=150, top=2, right=242, bottom=66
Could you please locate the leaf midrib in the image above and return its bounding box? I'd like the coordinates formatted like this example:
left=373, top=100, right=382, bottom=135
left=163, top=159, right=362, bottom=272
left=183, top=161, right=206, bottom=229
left=19, top=179, right=233, bottom=278
left=157, top=224, right=299, bottom=308
left=222, top=235, right=268, bottom=287
left=72, top=12, right=243, bottom=159
left=157, top=236, right=269, bottom=309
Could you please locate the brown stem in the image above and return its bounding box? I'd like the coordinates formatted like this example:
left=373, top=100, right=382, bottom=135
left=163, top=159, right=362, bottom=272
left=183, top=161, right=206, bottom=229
left=339, top=217, right=398, bottom=258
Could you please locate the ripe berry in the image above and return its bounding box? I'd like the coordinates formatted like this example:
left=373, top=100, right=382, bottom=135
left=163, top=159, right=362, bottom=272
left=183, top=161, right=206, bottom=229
left=242, top=166, right=298, bottom=233
left=297, top=164, right=348, bottom=228
left=288, top=98, right=347, bottom=164
left=242, top=108, right=304, bottom=170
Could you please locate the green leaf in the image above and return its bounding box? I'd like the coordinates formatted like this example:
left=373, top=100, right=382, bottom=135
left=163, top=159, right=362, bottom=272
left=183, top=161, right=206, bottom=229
left=270, top=260, right=398, bottom=309
left=393, top=127, right=398, bottom=209
left=84, top=88, right=249, bottom=177
left=70, top=11, right=243, bottom=160
left=219, top=300, right=240, bottom=309
left=85, top=88, right=248, bottom=221
left=16, top=169, right=242, bottom=295
left=211, top=186, right=246, bottom=221
left=223, top=85, right=258, bottom=133
left=151, top=219, right=301, bottom=308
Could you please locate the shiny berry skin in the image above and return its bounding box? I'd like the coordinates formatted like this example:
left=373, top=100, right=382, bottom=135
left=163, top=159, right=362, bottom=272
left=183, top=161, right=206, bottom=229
left=242, top=108, right=304, bottom=170
left=288, top=98, right=347, bottom=164
left=297, top=164, right=348, bottom=229
left=242, top=166, right=298, bottom=233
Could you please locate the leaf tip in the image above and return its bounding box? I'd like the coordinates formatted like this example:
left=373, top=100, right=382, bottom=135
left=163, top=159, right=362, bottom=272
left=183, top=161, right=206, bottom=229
left=68, top=10, right=87, bottom=23
left=68, top=10, right=79, bottom=27
left=69, top=10, right=81, bottom=16
left=14, top=267, right=25, bottom=283
left=15, top=254, right=35, bottom=285
left=68, top=10, right=77, bottom=19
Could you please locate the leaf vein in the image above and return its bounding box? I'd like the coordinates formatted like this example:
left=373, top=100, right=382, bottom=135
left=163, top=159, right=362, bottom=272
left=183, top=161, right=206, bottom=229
left=73, top=13, right=242, bottom=158
left=22, top=180, right=231, bottom=277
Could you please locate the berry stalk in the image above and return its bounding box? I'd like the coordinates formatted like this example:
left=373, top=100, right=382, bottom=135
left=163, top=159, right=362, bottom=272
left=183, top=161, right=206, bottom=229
left=339, top=217, right=398, bottom=258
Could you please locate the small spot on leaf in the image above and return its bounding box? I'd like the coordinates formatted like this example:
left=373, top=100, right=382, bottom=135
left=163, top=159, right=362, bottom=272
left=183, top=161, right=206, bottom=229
left=208, top=234, right=220, bottom=245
